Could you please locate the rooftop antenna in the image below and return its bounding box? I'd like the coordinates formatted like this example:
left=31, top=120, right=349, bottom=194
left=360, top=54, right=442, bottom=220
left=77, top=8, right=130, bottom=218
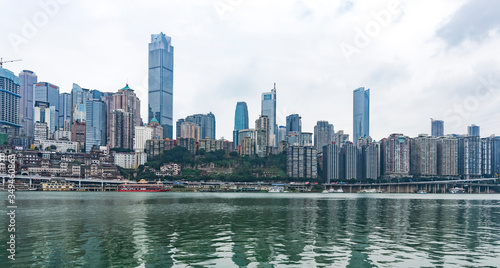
left=0, top=58, right=22, bottom=67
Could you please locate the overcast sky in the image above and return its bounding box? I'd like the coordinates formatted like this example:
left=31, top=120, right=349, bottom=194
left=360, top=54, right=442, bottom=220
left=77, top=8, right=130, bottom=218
left=2, top=0, right=500, bottom=141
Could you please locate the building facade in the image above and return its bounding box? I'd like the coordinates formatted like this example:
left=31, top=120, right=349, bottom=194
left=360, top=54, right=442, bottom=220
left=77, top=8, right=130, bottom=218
left=19, top=70, right=37, bottom=138
left=233, top=101, right=249, bottom=149
left=287, top=146, right=317, bottom=178
left=431, top=119, right=444, bottom=137
left=314, top=121, right=333, bottom=153
left=353, top=87, right=369, bottom=146
left=261, top=84, right=277, bottom=146
left=0, top=67, right=22, bottom=138
left=149, top=32, right=174, bottom=139
left=85, top=99, right=107, bottom=152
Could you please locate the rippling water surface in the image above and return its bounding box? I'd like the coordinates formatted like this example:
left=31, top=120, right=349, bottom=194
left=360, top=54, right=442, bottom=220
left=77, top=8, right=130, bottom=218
left=1, top=192, right=500, bottom=267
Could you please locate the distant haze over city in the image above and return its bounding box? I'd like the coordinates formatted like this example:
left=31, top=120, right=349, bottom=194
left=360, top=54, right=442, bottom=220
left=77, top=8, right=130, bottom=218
left=2, top=0, right=500, bottom=140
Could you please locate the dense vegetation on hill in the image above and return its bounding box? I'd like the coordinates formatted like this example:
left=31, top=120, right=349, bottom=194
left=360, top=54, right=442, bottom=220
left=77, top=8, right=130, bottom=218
left=120, top=146, right=323, bottom=182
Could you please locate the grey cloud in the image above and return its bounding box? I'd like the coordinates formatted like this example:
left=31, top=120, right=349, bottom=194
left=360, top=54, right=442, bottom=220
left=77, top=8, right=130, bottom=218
left=436, top=0, right=500, bottom=47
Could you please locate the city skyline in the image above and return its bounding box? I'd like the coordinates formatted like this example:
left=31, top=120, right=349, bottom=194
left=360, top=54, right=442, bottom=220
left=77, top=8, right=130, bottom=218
left=2, top=1, right=500, bottom=141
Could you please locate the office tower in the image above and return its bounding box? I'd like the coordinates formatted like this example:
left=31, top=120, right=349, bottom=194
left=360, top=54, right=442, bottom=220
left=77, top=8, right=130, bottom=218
left=34, top=82, right=59, bottom=132
left=233, top=101, right=249, bottom=149
left=491, top=136, right=500, bottom=175
left=261, top=84, right=277, bottom=146
left=176, top=118, right=185, bottom=139
left=179, top=121, right=200, bottom=141
left=85, top=99, right=107, bottom=152
left=149, top=32, right=174, bottom=139
left=380, top=133, right=410, bottom=177
left=458, top=136, right=481, bottom=178
left=481, top=137, right=492, bottom=176
left=431, top=119, right=444, bottom=137
left=134, top=126, right=153, bottom=152
left=410, top=134, right=438, bottom=176
left=361, top=142, right=380, bottom=180
left=353, top=87, right=370, bottom=146
left=300, top=132, right=313, bottom=146
left=287, top=146, right=317, bottom=178
left=437, top=136, right=458, bottom=176
left=286, top=114, right=301, bottom=134
left=314, top=121, right=333, bottom=152
left=185, top=113, right=216, bottom=140
left=468, top=124, right=480, bottom=137
left=255, top=115, right=270, bottom=147
left=33, top=101, right=51, bottom=141
left=333, top=130, right=350, bottom=147
left=340, top=143, right=358, bottom=180
left=237, top=128, right=266, bottom=157
left=59, top=93, right=71, bottom=131
left=0, top=67, right=21, bottom=138
left=91, top=89, right=104, bottom=100
left=100, top=92, right=114, bottom=145
left=110, top=84, right=141, bottom=149
left=278, top=126, right=286, bottom=143
left=71, top=83, right=89, bottom=122
left=323, top=143, right=341, bottom=183
left=19, top=70, right=37, bottom=137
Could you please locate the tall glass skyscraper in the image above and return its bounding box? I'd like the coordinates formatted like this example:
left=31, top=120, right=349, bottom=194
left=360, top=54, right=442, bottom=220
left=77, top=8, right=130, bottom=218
left=19, top=70, right=37, bottom=137
left=233, top=101, right=248, bottom=149
left=149, top=32, right=174, bottom=139
left=185, top=113, right=216, bottom=140
left=59, top=93, right=72, bottom=131
left=85, top=99, right=107, bottom=152
left=431, top=119, right=444, bottom=137
left=0, top=67, right=21, bottom=137
left=261, top=84, right=277, bottom=146
left=353, top=87, right=370, bottom=146
left=468, top=124, right=480, bottom=137
left=34, top=82, right=60, bottom=132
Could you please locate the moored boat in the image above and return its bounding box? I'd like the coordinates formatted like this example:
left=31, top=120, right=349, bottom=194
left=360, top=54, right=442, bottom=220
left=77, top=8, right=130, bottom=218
left=118, top=179, right=168, bottom=192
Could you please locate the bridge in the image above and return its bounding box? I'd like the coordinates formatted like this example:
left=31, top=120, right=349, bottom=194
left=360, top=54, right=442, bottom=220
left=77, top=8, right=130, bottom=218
left=324, top=178, right=499, bottom=193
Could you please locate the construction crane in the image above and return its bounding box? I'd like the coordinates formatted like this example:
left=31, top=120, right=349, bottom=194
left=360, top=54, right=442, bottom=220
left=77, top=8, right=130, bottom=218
left=0, top=58, right=22, bottom=67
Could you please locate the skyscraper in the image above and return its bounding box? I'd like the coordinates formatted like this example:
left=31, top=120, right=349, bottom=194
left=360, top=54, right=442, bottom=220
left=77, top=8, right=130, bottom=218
left=431, top=119, right=444, bottom=137
left=34, top=82, right=59, bottom=132
left=380, top=133, right=410, bottom=177
left=185, top=113, right=216, bottom=140
left=71, top=83, right=89, bottom=122
left=149, top=32, right=174, bottom=139
left=468, top=124, right=480, bottom=137
left=0, top=67, right=21, bottom=138
left=353, top=87, right=370, bottom=146
left=110, top=84, right=141, bottom=150
left=59, top=93, right=72, bottom=131
left=233, top=101, right=248, bottom=149
left=255, top=115, right=270, bottom=147
left=261, top=84, right=277, bottom=146
left=314, top=121, right=333, bottom=152
left=286, top=114, right=301, bottom=145
left=19, top=70, right=37, bottom=137
left=85, top=99, right=107, bottom=152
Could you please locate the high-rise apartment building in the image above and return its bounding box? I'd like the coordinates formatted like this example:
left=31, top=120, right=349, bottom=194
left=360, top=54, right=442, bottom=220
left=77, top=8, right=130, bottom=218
left=410, top=134, right=438, bottom=176
left=458, top=135, right=481, bottom=178
left=19, top=70, right=37, bottom=137
left=110, top=84, right=141, bottom=150
left=353, top=87, right=369, bottom=146
left=340, top=142, right=358, bottom=180
left=431, top=119, right=444, bottom=137
left=437, top=136, right=458, bottom=176
left=255, top=115, right=270, bottom=147
left=380, top=133, right=410, bottom=177
left=314, top=121, right=333, bottom=153
left=287, top=146, right=317, bottom=178
left=233, top=101, right=249, bottom=149
left=261, top=84, right=277, bottom=146
left=323, top=143, right=341, bottom=183
left=149, top=32, right=174, bottom=139
left=481, top=137, right=492, bottom=176
left=179, top=121, right=200, bottom=141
